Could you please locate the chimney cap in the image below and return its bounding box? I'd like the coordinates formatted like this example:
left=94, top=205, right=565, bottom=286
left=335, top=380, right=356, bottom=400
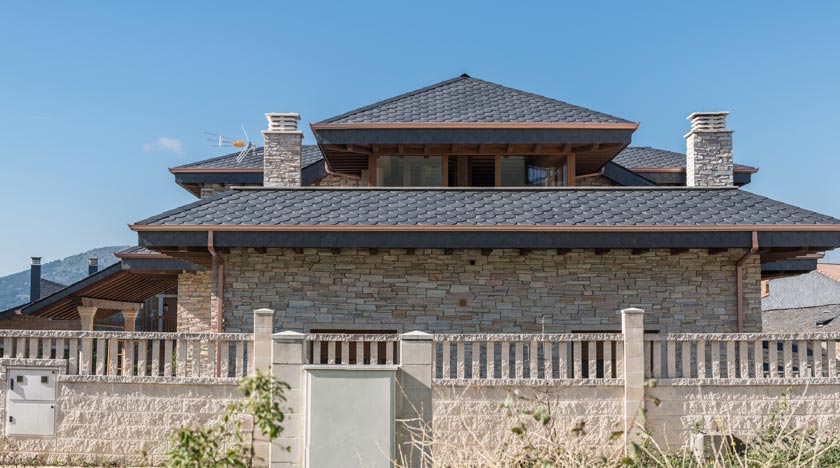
left=88, top=257, right=99, bottom=266
left=686, top=111, right=731, bottom=134
left=264, top=113, right=302, bottom=133
left=31, top=257, right=42, bottom=266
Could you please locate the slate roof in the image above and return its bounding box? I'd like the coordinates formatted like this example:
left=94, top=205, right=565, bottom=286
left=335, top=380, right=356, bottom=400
left=173, top=145, right=324, bottom=171
left=318, top=75, right=633, bottom=125
left=613, top=147, right=756, bottom=171
left=134, top=188, right=840, bottom=228
left=763, top=265, right=840, bottom=311
left=762, top=304, right=840, bottom=332
left=39, top=278, right=66, bottom=298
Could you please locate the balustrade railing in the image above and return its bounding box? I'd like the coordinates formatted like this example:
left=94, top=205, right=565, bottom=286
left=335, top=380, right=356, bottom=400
left=433, top=333, right=624, bottom=383
left=0, top=330, right=254, bottom=379
left=306, top=333, right=399, bottom=366
left=645, top=333, right=840, bottom=380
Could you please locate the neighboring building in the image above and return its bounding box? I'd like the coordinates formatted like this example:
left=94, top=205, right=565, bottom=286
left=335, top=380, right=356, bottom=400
left=763, top=263, right=840, bottom=332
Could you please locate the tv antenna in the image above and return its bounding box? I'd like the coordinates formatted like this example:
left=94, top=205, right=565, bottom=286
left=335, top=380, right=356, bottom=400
left=205, top=125, right=257, bottom=163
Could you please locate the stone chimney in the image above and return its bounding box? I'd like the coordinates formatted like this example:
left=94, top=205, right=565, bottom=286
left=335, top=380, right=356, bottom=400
left=88, top=257, right=99, bottom=275
left=30, top=257, right=41, bottom=301
left=262, top=113, right=303, bottom=187
left=685, top=112, right=734, bottom=187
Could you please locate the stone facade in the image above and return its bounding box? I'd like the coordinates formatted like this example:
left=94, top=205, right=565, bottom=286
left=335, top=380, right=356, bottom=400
left=0, top=378, right=247, bottom=465
left=263, top=132, right=302, bottom=188
left=199, top=183, right=232, bottom=198
left=217, top=248, right=762, bottom=334
left=575, top=175, right=618, bottom=187
left=177, top=270, right=214, bottom=333
left=311, top=173, right=362, bottom=187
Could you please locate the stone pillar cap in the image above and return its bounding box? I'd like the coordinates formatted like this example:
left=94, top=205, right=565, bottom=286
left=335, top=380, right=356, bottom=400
left=621, top=307, right=645, bottom=315
left=254, top=308, right=275, bottom=316
left=399, top=330, right=434, bottom=341
left=272, top=330, right=305, bottom=341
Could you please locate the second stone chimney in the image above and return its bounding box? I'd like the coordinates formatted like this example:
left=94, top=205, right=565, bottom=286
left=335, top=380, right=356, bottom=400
left=262, top=113, right=303, bottom=187
left=685, top=111, right=734, bottom=187
left=30, top=257, right=41, bottom=301
left=88, top=257, right=99, bottom=275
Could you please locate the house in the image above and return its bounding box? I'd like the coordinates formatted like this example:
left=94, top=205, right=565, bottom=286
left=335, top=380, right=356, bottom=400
left=131, top=74, right=838, bottom=336
left=4, top=74, right=840, bottom=466
left=763, top=263, right=840, bottom=331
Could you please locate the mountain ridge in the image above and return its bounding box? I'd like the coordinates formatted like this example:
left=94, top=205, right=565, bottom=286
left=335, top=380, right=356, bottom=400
left=0, top=246, right=129, bottom=311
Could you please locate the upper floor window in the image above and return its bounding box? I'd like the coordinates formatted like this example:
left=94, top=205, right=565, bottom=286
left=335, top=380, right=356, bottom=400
left=370, top=154, right=571, bottom=187
left=376, top=156, right=443, bottom=187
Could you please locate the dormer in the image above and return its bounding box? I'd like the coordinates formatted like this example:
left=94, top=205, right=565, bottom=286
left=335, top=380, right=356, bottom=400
left=311, top=74, right=638, bottom=187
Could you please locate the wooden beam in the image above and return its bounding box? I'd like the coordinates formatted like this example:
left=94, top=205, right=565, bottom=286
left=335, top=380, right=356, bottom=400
left=442, top=155, right=449, bottom=187
left=368, top=154, right=376, bottom=187
left=478, top=144, right=487, bottom=153
left=505, top=144, right=514, bottom=154
left=494, top=154, right=502, bottom=187
left=424, top=144, right=431, bottom=154
left=534, top=144, right=542, bottom=153
left=81, top=297, right=142, bottom=311
left=567, top=153, right=576, bottom=186
left=397, top=144, right=405, bottom=154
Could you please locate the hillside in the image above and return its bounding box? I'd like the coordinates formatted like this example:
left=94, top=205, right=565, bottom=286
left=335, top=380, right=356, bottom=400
left=0, top=246, right=129, bottom=311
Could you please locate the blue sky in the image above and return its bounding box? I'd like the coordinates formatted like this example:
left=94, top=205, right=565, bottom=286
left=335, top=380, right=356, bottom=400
left=1, top=1, right=839, bottom=275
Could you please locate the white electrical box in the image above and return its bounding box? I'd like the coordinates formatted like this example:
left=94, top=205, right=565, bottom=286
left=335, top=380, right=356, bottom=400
left=6, top=368, right=57, bottom=436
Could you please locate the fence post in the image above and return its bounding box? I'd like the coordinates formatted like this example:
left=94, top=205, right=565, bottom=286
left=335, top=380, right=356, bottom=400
left=622, top=307, right=646, bottom=451
left=253, top=308, right=275, bottom=373
left=270, top=330, right=306, bottom=468
left=397, top=331, right=434, bottom=468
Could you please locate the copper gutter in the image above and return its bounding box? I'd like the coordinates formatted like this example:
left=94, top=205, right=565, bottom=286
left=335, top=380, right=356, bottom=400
left=207, top=231, right=223, bottom=376
left=131, top=224, right=840, bottom=233
left=735, top=231, right=759, bottom=332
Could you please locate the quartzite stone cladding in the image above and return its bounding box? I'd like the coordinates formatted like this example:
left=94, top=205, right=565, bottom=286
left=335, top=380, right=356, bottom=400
left=263, top=132, right=302, bottom=188
left=208, top=248, right=761, bottom=334
left=686, top=131, right=734, bottom=187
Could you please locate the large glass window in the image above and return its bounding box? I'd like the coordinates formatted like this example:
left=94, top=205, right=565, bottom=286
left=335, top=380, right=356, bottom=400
left=500, top=155, right=567, bottom=187
left=375, top=156, right=443, bottom=187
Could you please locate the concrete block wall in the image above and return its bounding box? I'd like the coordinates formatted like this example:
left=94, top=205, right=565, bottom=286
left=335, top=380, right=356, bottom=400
left=0, top=377, right=247, bottom=466
left=647, top=383, right=840, bottom=448
left=218, top=248, right=762, bottom=334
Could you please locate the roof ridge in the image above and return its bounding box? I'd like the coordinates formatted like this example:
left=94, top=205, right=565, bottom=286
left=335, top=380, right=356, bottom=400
left=318, top=75, right=470, bottom=124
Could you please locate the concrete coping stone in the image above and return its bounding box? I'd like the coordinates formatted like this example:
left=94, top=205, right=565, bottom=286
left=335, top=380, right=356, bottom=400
left=303, top=364, right=398, bottom=372
left=433, top=333, right=624, bottom=342
left=399, top=331, right=433, bottom=341
left=0, top=358, right=67, bottom=372
left=0, top=330, right=253, bottom=340
left=646, top=332, right=840, bottom=341
left=306, top=333, right=398, bottom=342
left=254, top=308, right=275, bottom=316
left=653, top=377, right=840, bottom=386
left=621, top=307, right=645, bottom=315
left=59, top=375, right=241, bottom=385
left=434, top=378, right=624, bottom=387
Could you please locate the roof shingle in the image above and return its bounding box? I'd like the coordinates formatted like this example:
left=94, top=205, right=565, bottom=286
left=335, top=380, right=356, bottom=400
left=318, top=75, right=633, bottom=125
left=173, top=145, right=323, bottom=171
left=614, top=147, right=756, bottom=171
left=135, top=188, right=840, bottom=228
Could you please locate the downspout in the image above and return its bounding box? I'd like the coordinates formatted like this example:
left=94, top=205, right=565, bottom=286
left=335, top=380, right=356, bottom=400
left=735, top=231, right=759, bottom=333
left=208, top=230, right=223, bottom=376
